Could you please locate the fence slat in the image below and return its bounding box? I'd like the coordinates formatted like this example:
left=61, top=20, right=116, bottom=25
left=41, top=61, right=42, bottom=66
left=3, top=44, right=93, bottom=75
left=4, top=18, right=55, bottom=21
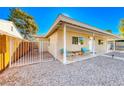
left=9, top=40, right=11, bottom=67
left=18, top=41, right=20, bottom=66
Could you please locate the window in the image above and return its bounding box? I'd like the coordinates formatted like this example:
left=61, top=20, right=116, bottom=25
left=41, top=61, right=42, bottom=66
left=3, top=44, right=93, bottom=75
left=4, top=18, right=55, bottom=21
left=98, top=40, right=104, bottom=45
left=72, top=37, right=84, bottom=45
left=72, top=37, right=78, bottom=44
left=79, top=37, right=84, bottom=45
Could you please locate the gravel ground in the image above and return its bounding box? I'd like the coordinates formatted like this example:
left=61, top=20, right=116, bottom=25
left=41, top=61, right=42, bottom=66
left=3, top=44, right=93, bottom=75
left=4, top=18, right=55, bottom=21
left=1, top=56, right=124, bottom=86
left=106, top=51, right=124, bottom=58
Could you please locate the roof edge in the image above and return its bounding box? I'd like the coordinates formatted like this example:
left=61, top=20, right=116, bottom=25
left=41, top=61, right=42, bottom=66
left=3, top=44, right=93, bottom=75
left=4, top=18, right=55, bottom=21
left=45, top=14, right=121, bottom=39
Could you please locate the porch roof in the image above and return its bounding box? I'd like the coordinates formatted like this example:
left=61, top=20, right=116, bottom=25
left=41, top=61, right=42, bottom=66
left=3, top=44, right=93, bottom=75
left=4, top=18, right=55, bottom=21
left=45, top=14, right=121, bottom=39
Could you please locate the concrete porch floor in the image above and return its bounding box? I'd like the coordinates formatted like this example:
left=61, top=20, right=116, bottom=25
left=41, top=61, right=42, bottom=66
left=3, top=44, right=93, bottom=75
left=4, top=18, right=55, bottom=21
left=58, top=52, right=104, bottom=64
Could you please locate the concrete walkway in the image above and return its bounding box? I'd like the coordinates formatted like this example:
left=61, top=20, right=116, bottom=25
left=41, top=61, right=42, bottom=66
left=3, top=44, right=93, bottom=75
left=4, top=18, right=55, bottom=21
left=102, top=55, right=124, bottom=61
left=105, top=51, right=124, bottom=58
left=103, top=51, right=124, bottom=61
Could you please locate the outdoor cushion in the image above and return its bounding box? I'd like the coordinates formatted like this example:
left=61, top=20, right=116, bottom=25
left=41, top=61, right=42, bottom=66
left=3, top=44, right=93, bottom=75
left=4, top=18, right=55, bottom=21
left=81, top=47, right=89, bottom=53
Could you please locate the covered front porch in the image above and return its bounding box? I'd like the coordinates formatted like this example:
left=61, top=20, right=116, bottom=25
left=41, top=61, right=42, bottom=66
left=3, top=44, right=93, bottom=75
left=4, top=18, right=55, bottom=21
left=59, top=23, right=118, bottom=64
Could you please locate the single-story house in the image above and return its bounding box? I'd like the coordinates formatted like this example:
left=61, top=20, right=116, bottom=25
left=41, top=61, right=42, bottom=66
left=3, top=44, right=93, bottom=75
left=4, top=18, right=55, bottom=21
left=37, top=14, right=121, bottom=64
left=0, top=14, right=122, bottom=71
left=0, top=19, right=27, bottom=72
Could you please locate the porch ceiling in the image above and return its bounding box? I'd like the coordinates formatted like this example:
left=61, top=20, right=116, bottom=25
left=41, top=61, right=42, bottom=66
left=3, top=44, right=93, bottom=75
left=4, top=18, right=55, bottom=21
left=65, top=23, right=118, bottom=39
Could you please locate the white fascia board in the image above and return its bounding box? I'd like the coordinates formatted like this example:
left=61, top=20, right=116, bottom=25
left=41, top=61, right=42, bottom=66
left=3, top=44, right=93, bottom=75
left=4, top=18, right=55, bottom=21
left=45, top=14, right=121, bottom=39
left=45, top=16, right=61, bottom=37
left=59, top=15, right=120, bottom=39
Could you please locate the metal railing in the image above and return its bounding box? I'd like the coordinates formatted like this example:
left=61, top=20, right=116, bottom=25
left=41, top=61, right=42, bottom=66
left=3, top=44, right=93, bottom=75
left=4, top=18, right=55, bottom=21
left=9, top=40, right=54, bottom=68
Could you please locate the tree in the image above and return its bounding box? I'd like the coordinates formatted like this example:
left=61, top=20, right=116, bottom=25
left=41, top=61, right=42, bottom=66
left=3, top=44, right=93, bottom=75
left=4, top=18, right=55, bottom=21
left=106, top=30, right=112, bottom=33
left=119, top=19, right=124, bottom=38
left=8, top=8, right=38, bottom=40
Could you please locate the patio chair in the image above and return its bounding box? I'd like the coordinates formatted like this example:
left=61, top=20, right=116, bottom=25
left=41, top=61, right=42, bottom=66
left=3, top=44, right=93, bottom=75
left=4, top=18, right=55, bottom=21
left=81, top=47, right=90, bottom=54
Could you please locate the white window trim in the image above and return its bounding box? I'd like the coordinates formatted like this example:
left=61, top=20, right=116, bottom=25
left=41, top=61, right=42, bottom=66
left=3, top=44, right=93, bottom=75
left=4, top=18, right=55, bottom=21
left=72, top=36, right=84, bottom=45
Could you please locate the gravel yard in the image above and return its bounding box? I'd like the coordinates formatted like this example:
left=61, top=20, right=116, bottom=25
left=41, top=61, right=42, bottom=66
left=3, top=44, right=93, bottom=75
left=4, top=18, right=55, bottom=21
left=105, top=51, right=124, bottom=58
left=1, top=55, right=124, bottom=86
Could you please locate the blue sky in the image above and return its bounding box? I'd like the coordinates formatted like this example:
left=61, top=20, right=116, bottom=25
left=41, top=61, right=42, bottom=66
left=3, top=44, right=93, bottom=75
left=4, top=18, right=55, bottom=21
left=0, top=7, right=123, bottom=35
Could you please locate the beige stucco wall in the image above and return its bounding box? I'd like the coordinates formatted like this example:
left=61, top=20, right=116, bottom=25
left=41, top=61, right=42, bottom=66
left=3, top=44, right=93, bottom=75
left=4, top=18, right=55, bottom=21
left=57, top=29, right=64, bottom=50
left=47, top=29, right=64, bottom=61
left=34, top=37, right=49, bottom=52
left=66, top=31, right=89, bottom=51
left=66, top=30, right=107, bottom=53
left=94, top=36, right=107, bottom=53
left=48, top=31, right=58, bottom=58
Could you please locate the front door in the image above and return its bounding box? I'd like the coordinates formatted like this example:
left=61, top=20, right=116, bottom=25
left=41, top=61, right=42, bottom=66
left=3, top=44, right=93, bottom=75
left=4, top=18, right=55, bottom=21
left=107, top=41, right=114, bottom=52
left=89, top=37, right=93, bottom=53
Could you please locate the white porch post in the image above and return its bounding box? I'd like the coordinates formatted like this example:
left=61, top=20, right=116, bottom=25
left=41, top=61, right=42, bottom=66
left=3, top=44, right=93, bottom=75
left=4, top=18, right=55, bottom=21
left=39, top=41, right=42, bottom=62
left=55, top=41, right=57, bottom=60
left=63, top=24, right=67, bottom=64
left=41, top=40, right=43, bottom=62
left=106, top=40, right=109, bottom=53
left=113, top=40, right=116, bottom=51
left=92, top=33, right=95, bottom=55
